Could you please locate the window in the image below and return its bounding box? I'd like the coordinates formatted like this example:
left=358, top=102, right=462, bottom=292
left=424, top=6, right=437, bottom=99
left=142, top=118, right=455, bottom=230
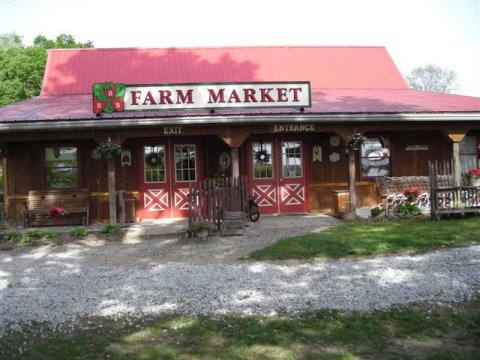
left=45, top=146, right=79, bottom=188
left=460, top=136, right=478, bottom=173
left=144, top=145, right=166, bottom=183
left=252, top=142, right=273, bottom=179
left=360, top=138, right=390, bottom=177
left=175, top=145, right=196, bottom=182
left=281, top=141, right=302, bottom=178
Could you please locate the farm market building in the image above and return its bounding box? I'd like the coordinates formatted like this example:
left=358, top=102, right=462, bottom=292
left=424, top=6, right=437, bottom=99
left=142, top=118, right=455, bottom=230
left=1, top=46, right=480, bottom=224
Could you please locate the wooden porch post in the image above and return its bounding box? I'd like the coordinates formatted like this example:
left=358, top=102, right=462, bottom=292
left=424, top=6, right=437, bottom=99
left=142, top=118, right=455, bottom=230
left=447, top=132, right=467, bottom=187
left=107, top=157, right=117, bottom=225
left=348, top=149, right=357, bottom=214
left=231, top=147, right=240, bottom=178
left=218, top=127, right=250, bottom=178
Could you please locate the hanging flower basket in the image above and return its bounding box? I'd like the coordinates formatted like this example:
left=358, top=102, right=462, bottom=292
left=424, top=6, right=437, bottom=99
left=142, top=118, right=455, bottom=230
left=345, top=133, right=368, bottom=150
left=94, top=137, right=122, bottom=159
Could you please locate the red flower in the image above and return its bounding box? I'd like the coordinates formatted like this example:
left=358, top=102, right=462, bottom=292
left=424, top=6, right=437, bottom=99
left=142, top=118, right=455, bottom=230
left=49, top=206, right=67, bottom=217
left=467, top=168, right=480, bottom=176
left=403, top=187, right=421, bottom=198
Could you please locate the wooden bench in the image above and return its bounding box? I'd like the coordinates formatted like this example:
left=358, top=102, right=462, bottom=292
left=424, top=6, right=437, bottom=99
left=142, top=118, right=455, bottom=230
left=23, top=189, right=89, bottom=228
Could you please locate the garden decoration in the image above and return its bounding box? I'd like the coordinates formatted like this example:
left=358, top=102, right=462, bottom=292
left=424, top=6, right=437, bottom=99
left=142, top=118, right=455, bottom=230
left=254, top=147, right=270, bottom=164
left=49, top=206, right=68, bottom=223
left=403, top=187, right=421, bottom=202
left=93, top=137, right=122, bottom=159
left=465, top=168, right=480, bottom=187
left=345, top=133, right=368, bottom=150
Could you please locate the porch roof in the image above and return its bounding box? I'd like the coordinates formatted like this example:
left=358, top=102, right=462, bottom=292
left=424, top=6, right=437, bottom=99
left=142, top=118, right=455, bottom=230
left=0, top=89, right=479, bottom=125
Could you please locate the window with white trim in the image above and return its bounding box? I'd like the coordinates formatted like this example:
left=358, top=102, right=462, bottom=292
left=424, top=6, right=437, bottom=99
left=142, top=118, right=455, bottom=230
left=45, top=146, right=79, bottom=188
left=460, top=136, right=478, bottom=173
left=360, top=138, right=390, bottom=177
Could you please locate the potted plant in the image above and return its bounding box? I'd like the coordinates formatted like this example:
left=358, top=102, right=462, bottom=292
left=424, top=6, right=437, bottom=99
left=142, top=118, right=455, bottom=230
left=93, top=137, right=122, bottom=159
left=49, top=206, right=68, bottom=224
left=403, top=187, right=421, bottom=202
left=187, top=220, right=216, bottom=240
left=345, top=133, right=368, bottom=151
left=465, top=168, right=480, bottom=187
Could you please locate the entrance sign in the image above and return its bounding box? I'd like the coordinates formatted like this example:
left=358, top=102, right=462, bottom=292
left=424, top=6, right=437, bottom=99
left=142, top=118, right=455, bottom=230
left=93, top=81, right=311, bottom=113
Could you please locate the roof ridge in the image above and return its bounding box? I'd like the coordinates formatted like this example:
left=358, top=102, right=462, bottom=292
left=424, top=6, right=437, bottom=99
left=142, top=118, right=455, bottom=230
left=47, top=45, right=387, bottom=52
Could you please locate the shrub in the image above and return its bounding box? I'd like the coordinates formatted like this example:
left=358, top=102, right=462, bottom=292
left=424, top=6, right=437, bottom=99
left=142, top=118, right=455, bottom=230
left=5, top=230, right=21, bottom=243
left=395, top=202, right=421, bottom=215
left=20, top=234, right=32, bottom=244
left=100, top=224, right=119, bottom=234
left=370, top=206, right=384, bottom=217
left=70, top=227, right=88, bottom=237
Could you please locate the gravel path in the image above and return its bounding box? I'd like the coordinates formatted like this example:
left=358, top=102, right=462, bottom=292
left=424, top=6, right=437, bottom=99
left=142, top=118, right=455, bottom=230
left=1, top=215, right=479, bottom=335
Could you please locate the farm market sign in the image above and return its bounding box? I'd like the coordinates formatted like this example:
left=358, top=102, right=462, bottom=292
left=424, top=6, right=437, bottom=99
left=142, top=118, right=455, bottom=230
left=92, top=82, right=311, bottom=113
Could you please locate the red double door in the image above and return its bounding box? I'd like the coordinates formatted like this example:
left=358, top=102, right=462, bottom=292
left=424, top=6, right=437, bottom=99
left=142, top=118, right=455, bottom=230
left=138, top=139, right=201, bottom=219
left=247, top=137, right=308, bottom=214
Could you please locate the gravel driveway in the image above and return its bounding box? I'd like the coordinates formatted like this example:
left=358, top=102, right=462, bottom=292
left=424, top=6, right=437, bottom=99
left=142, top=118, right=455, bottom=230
left=1, top=214, right=479, bottom=335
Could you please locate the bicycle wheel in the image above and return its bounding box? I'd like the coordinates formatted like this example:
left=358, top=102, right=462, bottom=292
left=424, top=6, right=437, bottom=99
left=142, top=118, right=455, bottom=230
left=249, top=203, right=260, bottom=222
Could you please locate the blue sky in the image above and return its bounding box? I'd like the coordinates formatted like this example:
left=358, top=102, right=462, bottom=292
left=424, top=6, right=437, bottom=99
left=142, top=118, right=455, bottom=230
left=1, top=0, right=479, bottom=97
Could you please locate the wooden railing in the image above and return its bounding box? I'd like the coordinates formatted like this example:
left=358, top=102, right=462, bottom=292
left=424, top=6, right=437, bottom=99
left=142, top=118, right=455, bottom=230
left=188, top=175, right=249, bottom=229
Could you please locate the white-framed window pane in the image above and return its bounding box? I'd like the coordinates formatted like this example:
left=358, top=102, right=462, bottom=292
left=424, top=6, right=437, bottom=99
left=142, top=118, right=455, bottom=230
left=252, top=142, right=273, bottom=179
left=360, top=138, right=390, bottom=177
left=460, top=136, right=478, bottom=173
left=144, top=145, right=166, bottom=183
left=45, top=147, right=79, bottom=188
left=281, top=141, right=302, bottom=178
left=175, top=145, right=196, bottom=182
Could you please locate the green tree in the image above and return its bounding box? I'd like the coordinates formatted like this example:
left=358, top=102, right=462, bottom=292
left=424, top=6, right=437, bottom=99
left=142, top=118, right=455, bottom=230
left=0, top=33, right=23, bottom=48
left=0, top=33, right=93, bottom=106
left=406, top=64, right=458, bottom=93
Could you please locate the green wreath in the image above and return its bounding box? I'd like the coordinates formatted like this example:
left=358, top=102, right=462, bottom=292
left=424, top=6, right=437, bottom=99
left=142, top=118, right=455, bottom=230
left=255, top=149, right=270, bottom=164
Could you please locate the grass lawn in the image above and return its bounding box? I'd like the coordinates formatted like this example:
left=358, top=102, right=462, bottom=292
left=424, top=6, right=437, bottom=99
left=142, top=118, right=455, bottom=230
left=248, top=216, right=480, bottom=261
left=1, top=298, right=479, bottom=360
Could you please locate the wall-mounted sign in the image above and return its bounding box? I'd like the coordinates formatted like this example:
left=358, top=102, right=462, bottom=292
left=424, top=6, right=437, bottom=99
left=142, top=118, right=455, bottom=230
left=272, top=124, right=315, bottom=132
left=312, top=145, right=322, bottom=162
left=329, top=152, right=340, bottom=162
left=163, top=126, right=182, bottom=135
left=329, top=136, right=340, bottom=147
left=93, top=81, right=311, bottom=114
left=406, top=145, right=429, bottom=151
left=121, top=150, right=131, bottom=166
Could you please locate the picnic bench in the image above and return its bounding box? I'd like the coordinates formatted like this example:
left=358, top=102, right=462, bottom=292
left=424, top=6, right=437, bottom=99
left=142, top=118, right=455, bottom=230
left=23, top=189, right=90, bottom=228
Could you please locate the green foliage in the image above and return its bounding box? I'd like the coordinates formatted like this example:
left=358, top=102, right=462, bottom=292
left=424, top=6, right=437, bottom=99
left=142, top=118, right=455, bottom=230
left=4, top=230, right=20, bottom=242
left=41, top=230, right=58, bottom=239
left=187, top=220, right=215, bottom=234
left=406, top=64, right=458, bottom=93
left=100, top=224, right=120, bottom=234
left=370, top=206, right=383, bottom=217
left=20, top=234, right=32, bottom=244
left=4, top=229, right=58, bottom=244
left=0, top=32, right=93, bottom=106
left=249, top=216, right=480, bottom=260
left=395, top=202, right=421, bottom=215
left=70, top=227, right=88, bottom=237
left=0, top=33, right=23, bottom=48
left=1, top=299, right=479, bottom=359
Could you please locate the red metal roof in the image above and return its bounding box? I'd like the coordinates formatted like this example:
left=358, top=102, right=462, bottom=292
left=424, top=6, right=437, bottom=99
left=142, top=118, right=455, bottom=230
left=2, top=90, right=479, bottom=123
left=41, top=46, right=408, bottom=95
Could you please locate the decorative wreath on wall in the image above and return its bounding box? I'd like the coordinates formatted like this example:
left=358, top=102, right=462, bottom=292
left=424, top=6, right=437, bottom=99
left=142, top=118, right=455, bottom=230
left=145, top=152, right=163, bottom=165
left=254, top=149, right=270, bottom=164
left=219, top=152, right=231, bottom=170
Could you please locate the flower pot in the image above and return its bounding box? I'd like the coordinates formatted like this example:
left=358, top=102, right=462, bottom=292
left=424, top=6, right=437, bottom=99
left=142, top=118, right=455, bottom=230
left=195, top=230, right=209, bottom=240
left=471, top=178, right=480, bottom=187
left=51, top=216, right=63, bottom=224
